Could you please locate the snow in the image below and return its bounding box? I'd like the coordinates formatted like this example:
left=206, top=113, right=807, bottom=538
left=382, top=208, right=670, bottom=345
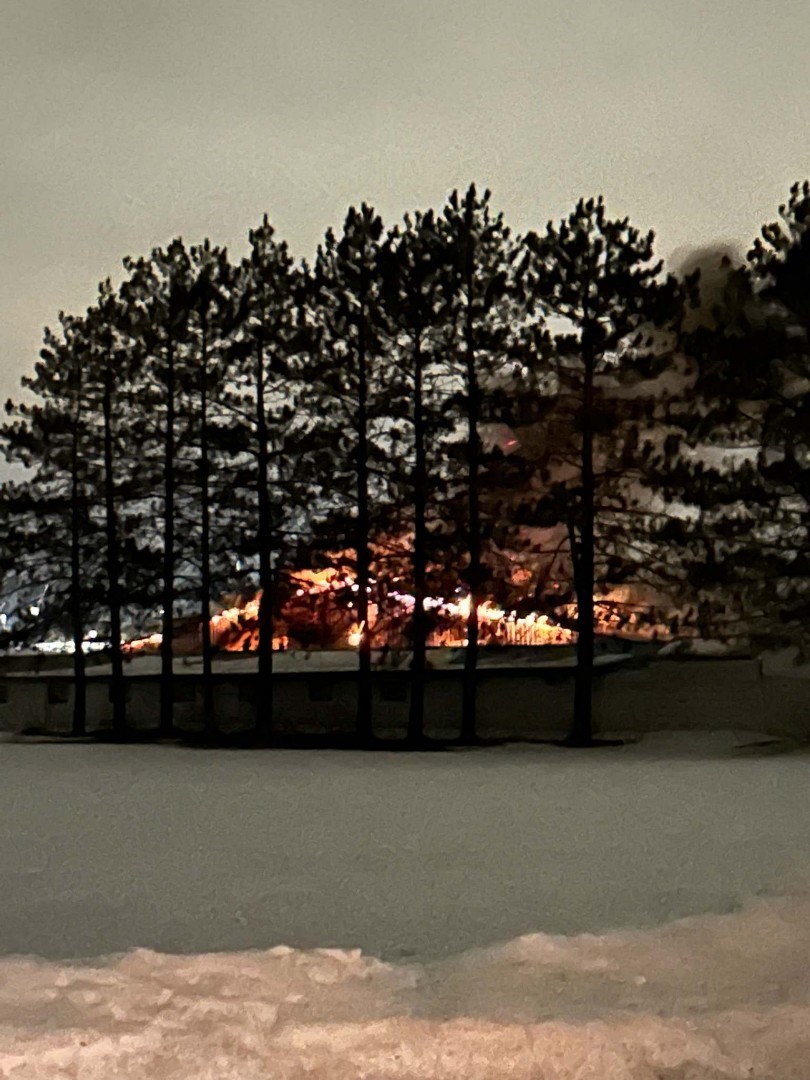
left=1, top=647, right=633, bottom=677
left=657, top=638, right=735, bottom=658
left=760, top=645, right=810, bottom=678
left=1, top=733, right=809, bottom=1077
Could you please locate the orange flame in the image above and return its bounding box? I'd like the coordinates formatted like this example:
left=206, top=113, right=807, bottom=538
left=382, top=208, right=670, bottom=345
left=124, top=574, right=669, bottom=655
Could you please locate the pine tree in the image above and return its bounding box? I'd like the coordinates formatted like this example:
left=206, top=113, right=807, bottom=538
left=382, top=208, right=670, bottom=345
left=378, top=208, right=458, bottom=744
left=84, top=283, right=133, bottom=736
left=224, top=217, right=306, bottom=737
left=305, top=205, right=387, bottom=744
left=120, top=241, right=194, bottom=737
left=746, top=181, right=810, bottom=641
left=1, top=314, right=101, bottom=735
left=185, top=240, right=237, bottom=733
left=517, top=197, right=694, bottom=744
left=671, top=183, right=810, bottom=651
left=436, top=185, right=524, bottom=744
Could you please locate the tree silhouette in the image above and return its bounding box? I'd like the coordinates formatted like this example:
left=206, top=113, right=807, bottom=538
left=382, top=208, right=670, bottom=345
left=437, top=185, right=522, bottom=743
left=306, top=205, right=387, bottom=743
left=2, top=314, right=99, bottom=735
left=378, top=208, right=458, bottom=744
left=518, top=197, right=695, bottom=744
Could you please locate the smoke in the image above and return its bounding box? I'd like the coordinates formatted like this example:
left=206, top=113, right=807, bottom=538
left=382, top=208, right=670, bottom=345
left=670, top=242, right=744, bottom=331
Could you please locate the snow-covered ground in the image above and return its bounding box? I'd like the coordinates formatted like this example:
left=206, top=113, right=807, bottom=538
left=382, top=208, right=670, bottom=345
left=0, top=644, right=634, bottom=676
left=1, top=732, right=809, bottom=1077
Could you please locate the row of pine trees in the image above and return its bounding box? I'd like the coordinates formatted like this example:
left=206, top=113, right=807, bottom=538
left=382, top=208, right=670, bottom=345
left=3, top=183, right=810, bottom=747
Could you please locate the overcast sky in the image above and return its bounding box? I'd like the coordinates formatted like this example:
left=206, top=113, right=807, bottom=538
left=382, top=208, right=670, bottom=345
left=2, top=0, right=810, bottom=405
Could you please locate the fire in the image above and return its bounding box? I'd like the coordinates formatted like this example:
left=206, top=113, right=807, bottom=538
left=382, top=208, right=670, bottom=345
left=419, top=601, right=576, bottom=649
left=123, top=573, right=670, bottom=655
left=127, top=632, right=162, bottom=652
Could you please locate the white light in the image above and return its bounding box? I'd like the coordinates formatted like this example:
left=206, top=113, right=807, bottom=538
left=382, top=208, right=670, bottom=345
left=30, top=605, right=40, bottom=617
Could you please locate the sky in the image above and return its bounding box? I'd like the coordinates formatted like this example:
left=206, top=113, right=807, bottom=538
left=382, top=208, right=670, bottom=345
left=2, top=0, right=810, bottom=407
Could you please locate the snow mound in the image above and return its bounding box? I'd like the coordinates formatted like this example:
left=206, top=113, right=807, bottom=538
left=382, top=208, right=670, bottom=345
left=2, top=892, right=810, bottom=1078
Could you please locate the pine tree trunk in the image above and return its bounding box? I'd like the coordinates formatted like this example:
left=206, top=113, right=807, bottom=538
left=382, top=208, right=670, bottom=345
left=102, top=365, right=126, bottom=737
left=255, top=338, right=274, bottom=738
left=199, top=314, right=215, bottom=734
left=69, top=406, right=86, bottom=738
left=408, top=330, right=427, bottom=745
left=356, top=268, right=373, bottom=745
left=159, top=334, right=176, bottom=738
left=570, top=338, right=596, bottom=746
left=460, top=207, right=480, bottom=745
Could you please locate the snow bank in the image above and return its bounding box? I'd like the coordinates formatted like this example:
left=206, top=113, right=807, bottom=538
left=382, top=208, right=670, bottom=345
left=2, top=890, right=810, bottom=1077
left=2, top=736, right=810, bottom=1076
